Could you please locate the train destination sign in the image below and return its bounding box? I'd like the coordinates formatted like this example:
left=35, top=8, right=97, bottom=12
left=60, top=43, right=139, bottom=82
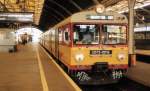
left=87, top=15, right=114, bottom=20
left=90, top=50, right=112, bottom=55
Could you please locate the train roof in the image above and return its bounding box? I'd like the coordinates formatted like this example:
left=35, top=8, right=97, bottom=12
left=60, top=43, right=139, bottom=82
left=53, top=10, right=128, bottom=29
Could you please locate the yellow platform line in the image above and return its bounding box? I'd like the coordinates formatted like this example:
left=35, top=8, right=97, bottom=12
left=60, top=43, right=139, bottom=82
left=40, top=45, right=82, bottom=91
left=36, top=48, right=49, bottom=91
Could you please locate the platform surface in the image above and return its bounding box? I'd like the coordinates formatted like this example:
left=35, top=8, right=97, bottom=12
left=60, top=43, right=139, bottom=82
left=0, top=43, right=80, bottom=91
left=127, top=61, right=150, bottom=87
left=0, top=43, right=42, bottom=91
left=136, top=49, right=150, bottom=56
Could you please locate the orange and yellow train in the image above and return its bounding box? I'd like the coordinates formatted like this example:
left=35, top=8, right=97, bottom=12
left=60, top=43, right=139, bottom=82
left=40, top=9, right=129, bottom=85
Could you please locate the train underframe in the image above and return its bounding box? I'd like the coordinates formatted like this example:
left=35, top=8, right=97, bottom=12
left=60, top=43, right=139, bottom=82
left=60, top=61, right=127, bottom=85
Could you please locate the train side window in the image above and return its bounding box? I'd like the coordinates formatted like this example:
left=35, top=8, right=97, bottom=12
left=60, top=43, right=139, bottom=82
left=50, top=31, right=52, bottom=41
left=58, top=29, right=63, bottom=43
left=64, top=27, right=70, bottom=45
left=65, top=32, right=69, bottom=40
left=51, top=30, right=55, bottom=41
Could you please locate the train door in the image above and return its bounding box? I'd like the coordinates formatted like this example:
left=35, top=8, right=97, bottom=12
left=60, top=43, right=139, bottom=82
left=55, top=29, right=59, bottom=59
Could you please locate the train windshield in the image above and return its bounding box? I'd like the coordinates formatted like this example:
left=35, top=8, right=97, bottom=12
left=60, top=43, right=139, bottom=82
left=102, top=25, right=127, bottom=44
left=73, top=24, right=99, bottom=45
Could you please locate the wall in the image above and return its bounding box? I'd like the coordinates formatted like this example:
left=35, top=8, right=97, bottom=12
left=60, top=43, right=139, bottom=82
left=0, top=28, right=16, bottom=52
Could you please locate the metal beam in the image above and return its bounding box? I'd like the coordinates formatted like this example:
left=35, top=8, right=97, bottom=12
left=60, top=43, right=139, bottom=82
left=140, top=7, right=150, bottom=15
left=135, top=13, right=146, bottom=24
left=100, top=0, right=121, bottom=7
left=0, top=0, right=8, bottom=11
left=43, top=9, right=61, bottom=22
left=4, top=0, right=18, bottom=11
left=47, top=0, right=72, bottom=15
left=93, top=0, right=100, bottom=5
left=44, top=4, right=66, bottom=19
left=69, top=0, right=82, bottom=11
left=40, top=14, right=58, bottom=28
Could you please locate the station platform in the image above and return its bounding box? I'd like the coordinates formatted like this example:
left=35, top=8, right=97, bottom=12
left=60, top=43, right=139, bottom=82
left=136, top=49, right=150, bottom=56
left=0, top=43, right=81, bottom=91
left=127, top=61, right=150, bottom=87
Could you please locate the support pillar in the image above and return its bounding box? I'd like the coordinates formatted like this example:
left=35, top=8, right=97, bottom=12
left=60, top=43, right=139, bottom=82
left=128, top=0, right=136, bottom=67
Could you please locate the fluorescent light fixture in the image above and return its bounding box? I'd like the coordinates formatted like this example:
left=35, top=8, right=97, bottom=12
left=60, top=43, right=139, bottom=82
left=134, top=27, right=146, bottom=32
left=0, top=13, right=33, bottom=22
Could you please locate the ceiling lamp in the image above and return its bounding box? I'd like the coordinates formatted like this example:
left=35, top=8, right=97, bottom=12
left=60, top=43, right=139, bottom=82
left=95, top=4, right=105, bottom=13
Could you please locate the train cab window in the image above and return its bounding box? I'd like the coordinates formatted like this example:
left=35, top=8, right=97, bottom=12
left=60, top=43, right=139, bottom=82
left=102, top=25, right=127, bottom=44
left=73, top=24, right=99, bottom=45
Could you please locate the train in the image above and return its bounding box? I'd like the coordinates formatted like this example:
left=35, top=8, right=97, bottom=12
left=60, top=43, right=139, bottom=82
left=40, top=9, right=129, bottom=85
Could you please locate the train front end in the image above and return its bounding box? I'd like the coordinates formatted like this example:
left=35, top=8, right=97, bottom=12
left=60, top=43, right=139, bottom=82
left=68, top=11, right=128, bottom=85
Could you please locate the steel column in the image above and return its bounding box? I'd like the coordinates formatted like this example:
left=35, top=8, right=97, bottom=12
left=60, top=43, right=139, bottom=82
left=128, top=0, right=136, bottom=66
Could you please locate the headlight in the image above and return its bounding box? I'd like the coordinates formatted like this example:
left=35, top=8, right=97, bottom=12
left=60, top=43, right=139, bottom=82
left=118, top=53, right=125, bottom=61
left=75, top=53, right=84, bottom=62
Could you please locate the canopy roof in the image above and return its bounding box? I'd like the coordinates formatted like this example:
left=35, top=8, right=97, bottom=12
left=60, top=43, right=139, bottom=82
left=0, top=0, right=149, bottom=31
left=0, top=0, right=44, bottom=25
left=39, top=0, right=150, bottom=31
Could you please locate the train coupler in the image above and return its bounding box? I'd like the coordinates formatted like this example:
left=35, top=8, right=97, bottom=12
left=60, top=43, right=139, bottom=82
left=92, top=62, right=108, bottom=73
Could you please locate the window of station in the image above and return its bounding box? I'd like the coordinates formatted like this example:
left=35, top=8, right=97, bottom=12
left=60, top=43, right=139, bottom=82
left=102, top=25, right=127, bottom=45
left=73, top=24, right=99, bottom=45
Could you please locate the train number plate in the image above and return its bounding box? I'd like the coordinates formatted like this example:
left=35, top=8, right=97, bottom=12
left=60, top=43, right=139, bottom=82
left=90, top=50, right=112, bottom=55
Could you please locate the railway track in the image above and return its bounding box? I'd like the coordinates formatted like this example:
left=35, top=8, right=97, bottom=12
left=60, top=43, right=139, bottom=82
left=80, top=78, right=150, bottom=91
left=136, top=54, right=150, bottom=63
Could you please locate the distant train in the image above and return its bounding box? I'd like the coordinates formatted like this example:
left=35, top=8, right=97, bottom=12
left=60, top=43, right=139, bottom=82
left=40, top=9, right=129, bottom=85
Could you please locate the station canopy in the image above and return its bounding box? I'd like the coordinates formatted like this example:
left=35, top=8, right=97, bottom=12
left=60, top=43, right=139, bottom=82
left=39, top=0, right=150, bottom=31
left=0, top=0, right=44, bottom=25
left=0, top=0, right=150, bottom=31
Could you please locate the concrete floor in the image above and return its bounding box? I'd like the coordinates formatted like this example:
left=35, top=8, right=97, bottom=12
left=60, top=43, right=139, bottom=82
left=127, top=61, right=150, bottom=87
left=0, top=43, right=80, bottom=91
left=38, top=45, right=78, bottom=91
left=0, top=43, right=42, bottom=91
left=136, top=50, right=150, bottom=56
left=1, top=43, right=149, bottom=91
